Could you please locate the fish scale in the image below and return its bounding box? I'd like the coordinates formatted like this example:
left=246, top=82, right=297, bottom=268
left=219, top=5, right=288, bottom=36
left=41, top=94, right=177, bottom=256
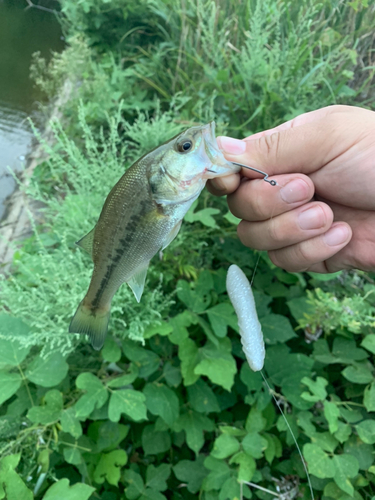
left=69, top=122, right=240, bottom=350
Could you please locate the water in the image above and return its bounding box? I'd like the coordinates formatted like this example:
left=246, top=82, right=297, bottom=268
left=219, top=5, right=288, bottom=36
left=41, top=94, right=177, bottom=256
left=0, top=0, right=64, bottom=219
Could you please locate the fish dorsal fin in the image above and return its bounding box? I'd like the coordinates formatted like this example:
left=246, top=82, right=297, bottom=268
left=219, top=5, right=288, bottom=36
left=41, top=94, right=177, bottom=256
left=161, top=220, right=182, bottom=251
left=76, top=227, right=96, bottom=259
left=127, top=264, right=149, bottom=302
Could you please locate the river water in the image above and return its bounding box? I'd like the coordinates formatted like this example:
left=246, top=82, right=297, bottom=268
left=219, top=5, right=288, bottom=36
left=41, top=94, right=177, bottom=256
left=0, top=0, right=64, bottom=220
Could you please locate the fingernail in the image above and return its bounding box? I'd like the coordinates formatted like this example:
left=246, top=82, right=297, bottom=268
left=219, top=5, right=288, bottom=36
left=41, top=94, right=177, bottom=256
left=217, top=136, right=246, bottom=155
left=324, top=225, right=350, bottom=246
left=280, top=179, right=309, bottom=204
left=298, top=206, right=325, bottom=230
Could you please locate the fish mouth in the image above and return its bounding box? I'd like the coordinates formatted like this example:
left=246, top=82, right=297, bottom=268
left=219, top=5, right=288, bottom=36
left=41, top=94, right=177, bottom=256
left=202, top=121, right=240, bottom=177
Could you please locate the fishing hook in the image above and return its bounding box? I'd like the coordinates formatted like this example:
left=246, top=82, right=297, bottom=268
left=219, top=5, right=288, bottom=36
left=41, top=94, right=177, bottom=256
left=231, top=162, right=277, bottom=186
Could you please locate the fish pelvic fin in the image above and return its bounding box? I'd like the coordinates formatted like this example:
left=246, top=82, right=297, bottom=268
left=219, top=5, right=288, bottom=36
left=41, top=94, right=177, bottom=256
left=69, top=301, right=110, bottom=351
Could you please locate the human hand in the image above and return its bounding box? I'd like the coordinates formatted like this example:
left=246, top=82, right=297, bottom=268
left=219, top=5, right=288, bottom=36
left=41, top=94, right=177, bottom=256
left=208, top=105, right=375, bottom=273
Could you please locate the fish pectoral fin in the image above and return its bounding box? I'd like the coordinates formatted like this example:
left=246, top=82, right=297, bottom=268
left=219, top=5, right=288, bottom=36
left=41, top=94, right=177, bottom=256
left=76, top=226, right=96, bottom=259
left=127, top=264, right=149, bottom=302
left=161, top=220, right=182, bottom=251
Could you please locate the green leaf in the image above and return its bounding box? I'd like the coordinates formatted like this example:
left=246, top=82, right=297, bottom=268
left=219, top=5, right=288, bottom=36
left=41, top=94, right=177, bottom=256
left=323, top=401, right=341, bottom=433
left=303, top=443, right=335, bottom=478
left=185, top=201, right=220, bottom=228
left=334, top=421, right=351, bottom=443
left=245, top=407, right=266, bottom=433
left=242, top=432, right=268, bottom=459
left=361, top=334, right=375, bottom=354
left=344, top=437, right=374, bottom=470
left=25, top=352, right=68, bottom=387
left=218, top=476, right=241, bottom=500
left=63, top=447, right=82, bottom=465
left=106, top=363, right=139, bottom=388
left=342, top=363, right=374, bottom=384
left=301, top=376, right=328, bottom=402
left=124, top=470, right=144, bottom=500
left=163, top=362, right=182, bottom=387
left=93, top=449, right=127, bottom=486
left=356, top=420, right=375, bottom=444
left=206, top=303, right=238, bottom=338
left=0, top=453, right=33, bottom=500
left=27, top=390, right=63, bottom=425
left=146, top=464, right=171, bottom=491
left=0, top=315, right=31, bottom=343
left=121, top=339, right=160, bottom=378
left=211, top=434, right=239, bottom=459
left=364, top=382, right=375, bottom=412
left=142, top=424, right=171, bottom=455
left=229, top=451, right=256, bottom=482
left=174, top=411, right=214, bottom=454
left=260, top=314, right=297, bottom=344
left=202, top=456, right=231, bottom=491
left=0, top=338, right=30, bottom=368
left=60, top=408, right=82, bottom=439
left=178, top=338, right=199, bottom=386
left=195, top=339, right=236, bottom=391
left=187, top=379, right=220, bottom=413
left=310, top=432, right=339, bottom=453
left=42, top=479, right=95, bottom=500
left=332, top=338, right=368, bottom=363
left=108, top=389, right=147, bottom=422
left=0, top=371, right=22, bottom=406
left=143, top=383, right=179, bottom=426
left=102, top=336, right=122, bottom=363
left=332, top=454, right=359, bottom=496
left=87, top=420, right=129, bottom=453
left=173, top=456, right=207, bottom=494
left=75, top=373, right=108, bottom=418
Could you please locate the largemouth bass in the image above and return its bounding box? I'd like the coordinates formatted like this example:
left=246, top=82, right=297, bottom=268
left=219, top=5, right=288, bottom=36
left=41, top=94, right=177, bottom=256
left=69, top=122, right=240, bottom=350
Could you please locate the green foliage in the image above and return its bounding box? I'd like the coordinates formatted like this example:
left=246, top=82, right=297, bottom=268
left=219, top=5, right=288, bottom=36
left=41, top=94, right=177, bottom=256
left=1, top=0, right=375, bottom=499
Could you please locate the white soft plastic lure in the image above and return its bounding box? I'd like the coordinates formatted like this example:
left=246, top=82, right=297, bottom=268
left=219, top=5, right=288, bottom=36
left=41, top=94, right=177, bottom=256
left=226, top=264, right=265, bottom=372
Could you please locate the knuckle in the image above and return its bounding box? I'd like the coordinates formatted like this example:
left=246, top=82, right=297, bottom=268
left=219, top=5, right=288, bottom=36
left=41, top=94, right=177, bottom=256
left=259, top=132, right=281, bottom=161
left=268, top=218, right=283, bottom=244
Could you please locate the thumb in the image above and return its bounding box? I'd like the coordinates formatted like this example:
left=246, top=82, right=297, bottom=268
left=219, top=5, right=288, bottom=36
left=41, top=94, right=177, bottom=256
left=217, top=107, right=364, bottom=178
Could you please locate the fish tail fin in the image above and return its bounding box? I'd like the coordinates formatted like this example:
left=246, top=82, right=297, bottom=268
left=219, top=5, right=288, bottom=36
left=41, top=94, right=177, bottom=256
left=69, top=301, right=110, bottom=351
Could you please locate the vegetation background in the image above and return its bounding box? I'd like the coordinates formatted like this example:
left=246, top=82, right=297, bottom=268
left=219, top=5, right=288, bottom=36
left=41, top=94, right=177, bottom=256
left=1, top=0, right=375, bottom=499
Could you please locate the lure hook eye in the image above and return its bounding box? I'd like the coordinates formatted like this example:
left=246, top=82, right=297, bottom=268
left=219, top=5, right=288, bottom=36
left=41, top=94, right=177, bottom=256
left=231, top=162, right=277, bottom=186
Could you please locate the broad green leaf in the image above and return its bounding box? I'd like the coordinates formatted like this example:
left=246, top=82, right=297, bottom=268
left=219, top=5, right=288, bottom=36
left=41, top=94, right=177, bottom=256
left=0, top=453, right=33, bottom=500
left=240, top=363, right=263, bottom=391
left=121, top=339, right=160, bottom=378
left=102, top=336, right=121, bottom=363
left=342, top=363, right=373, bottom=384
left=185, top=201, right=220, bottom=228
left=202, top=456, right=231, bottom=492
left=174, top=411, right=214, bottom=455
left=42, top=479, right=95, bottom=500
left=211, top=434, right=239, bottom=459
left=0, top=338, right=30, bottom=368
left=27, top=390, right=63, bottom=425
left=139, top=490, right=166, bottom=500
left=218, top=476, right=241, bottom=500
left=0, top=315, right=31, bottom=343
left=364, top=382, right=375, bottom=412
left=301, top=376, right=328, bottom=402
left=143, top=322, right=173, bottom=339
left=265, top=345, right=314, bottom=386
left=0, top=371, right=22, bottom=406
left=143, top=383, right=179, bottom=426
left=60, top=408, right=82, bottom=439
left=146, top=464, right=171, bottom=491
left=25, top=352, right=68, bottom=387
left=176, top=280, right=210, bottom=314
left=163, top=362, right=182, bottom=387
left=142, top=424, right=171, bottom=455
left=229, top=451, right=256, bottom=482
left=297, top=411, right=316, bottom=436
left=323, top=401, right=340, bottom=433
left=245, top=407, right=266, bottom=433
left=124, top=470, right=144, bottom=500
left=332, top=338, right=368, bottom=363
left=75, top=373, right=108, bottom=418
left=93, top=449, right=127, bottom=486
left=242, top=432, right=267, bottom=459
left=260, top=314, right=297, bottom=344
left=303, top=443, right=335, bottom=478
left=178, top=338, right=199, bottom=386
left=310, top=431, right=339, bottom=453
left=195, top=339, right=236, bottom=391
left=344, top=437, right=374, bottom=470
left=332, top=454, right=359, bottom=496
left=173, top=456, right=207, bottom=494
left=356, top=420, right=375, bottom=444
left=87, top=420, right=129, bottom=453
left=361, top=334, right=375, bottom=354
left=334, top=421, right=351, bottom=443
left=63, top=447, right=82, bottom=465
left=108, top=389, right=147, bottom=422
left=187, top=379, right=220, bottom=413
left=206, top=303, right=238, bottom=338
left=287, top=297, right=315, bottom=322
left=106, top=363, right=139, bottom=388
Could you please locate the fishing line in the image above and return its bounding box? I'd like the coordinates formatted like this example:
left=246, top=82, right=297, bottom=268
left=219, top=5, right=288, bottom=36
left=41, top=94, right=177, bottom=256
left=260, top=371, right=315, bottom=500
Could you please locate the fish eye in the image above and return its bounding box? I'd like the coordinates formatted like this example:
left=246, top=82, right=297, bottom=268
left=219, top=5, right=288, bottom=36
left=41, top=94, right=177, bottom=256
left=176, top=138, right=193, bottom=153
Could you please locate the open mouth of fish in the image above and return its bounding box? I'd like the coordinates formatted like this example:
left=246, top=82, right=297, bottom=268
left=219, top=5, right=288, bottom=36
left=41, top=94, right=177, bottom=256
left=203, top=121, right=240, bottom=176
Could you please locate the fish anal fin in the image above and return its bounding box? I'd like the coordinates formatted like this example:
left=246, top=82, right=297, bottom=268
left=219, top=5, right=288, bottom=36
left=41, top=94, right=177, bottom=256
left=127, top=264, right=149, bottom=302
left=161, top=220, right=182, bottom=251
left=76, top=227, right=96, bottom=259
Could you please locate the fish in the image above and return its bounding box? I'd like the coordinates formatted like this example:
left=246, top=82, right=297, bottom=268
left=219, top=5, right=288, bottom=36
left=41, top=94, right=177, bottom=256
left=69, top=121, right=240, bottom=350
